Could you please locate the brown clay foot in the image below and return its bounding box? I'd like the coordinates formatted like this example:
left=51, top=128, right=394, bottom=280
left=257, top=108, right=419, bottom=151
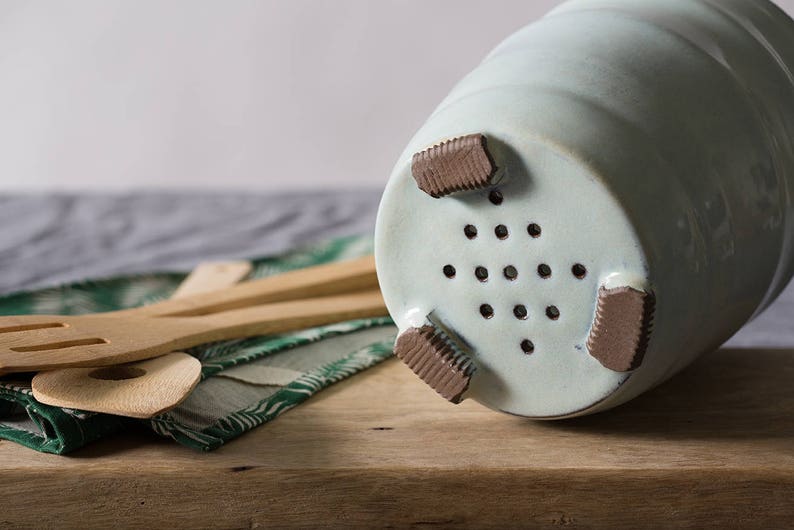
left=586, top=285, right=656, bottom=372
left=393, top=324, right=476, bottom=403
left=411, top=133, right=497, bottom=198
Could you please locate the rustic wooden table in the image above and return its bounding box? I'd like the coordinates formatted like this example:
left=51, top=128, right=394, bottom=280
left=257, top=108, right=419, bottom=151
left=2, top=348, right=792, bottom=528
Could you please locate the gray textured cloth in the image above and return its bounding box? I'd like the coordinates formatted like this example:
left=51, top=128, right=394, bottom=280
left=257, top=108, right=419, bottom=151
left=0, top=191, right=790, bottom=348
left=0, top=191, right=380, bottom=292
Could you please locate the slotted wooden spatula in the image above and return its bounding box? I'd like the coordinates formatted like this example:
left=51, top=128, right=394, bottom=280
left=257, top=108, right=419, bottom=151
left=0, top=290, right=386, bottom=374
left=32, top=260, right=254, bottom=418
left=0, top=255, right=379, bottom=375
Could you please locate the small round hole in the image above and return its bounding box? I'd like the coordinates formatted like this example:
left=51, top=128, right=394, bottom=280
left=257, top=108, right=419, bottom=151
left=527, top=223, right=542, bottom=238
left=546, top=306, right=560, bottom=320
left=464, top=225, right=478, bottom=240
left=495, top=225, right=509, bottom=240
left=538, top=264, right=552, bottom=279
left=572, top=263, right=587, bottom=279
left=521, top=340, right=535, bottom=354
left=475, top=266, right=489, bottom=282
left=443, top=265, right=456, bottom=279
left=503, top=266, right=518, bottom=281
left=513, top=305, right=528, bottom=320
left=489, top=190, right=504, bottom=205
left=88, top=366, right=147, bottom=381
left=480, top=304, right=494, bottom=319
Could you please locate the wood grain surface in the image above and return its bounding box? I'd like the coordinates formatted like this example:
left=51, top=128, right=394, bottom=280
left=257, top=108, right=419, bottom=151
left=1, top=347, right=793, bottom=528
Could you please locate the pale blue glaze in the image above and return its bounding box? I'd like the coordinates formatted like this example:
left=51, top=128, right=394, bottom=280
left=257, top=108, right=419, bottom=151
left=376, top=0, right=794, bottom=417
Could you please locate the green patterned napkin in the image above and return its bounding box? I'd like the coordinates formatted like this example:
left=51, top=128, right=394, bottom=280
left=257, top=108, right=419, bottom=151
left=0, top=236, right=396, bottom=454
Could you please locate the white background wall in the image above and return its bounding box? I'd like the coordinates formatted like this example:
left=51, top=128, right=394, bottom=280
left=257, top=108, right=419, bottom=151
left=1, top=0, right=793, bottom=192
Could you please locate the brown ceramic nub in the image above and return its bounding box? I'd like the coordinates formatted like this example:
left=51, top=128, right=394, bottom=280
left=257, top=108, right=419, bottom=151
left=411, top=133, right=497, bottom=198
left=394, top=325, right=476, bottom=403
left=586, top=286, right=656, bottom=372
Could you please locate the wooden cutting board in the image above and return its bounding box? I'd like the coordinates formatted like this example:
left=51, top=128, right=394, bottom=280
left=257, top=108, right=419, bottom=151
left=1, top=347, right=792, bottom=528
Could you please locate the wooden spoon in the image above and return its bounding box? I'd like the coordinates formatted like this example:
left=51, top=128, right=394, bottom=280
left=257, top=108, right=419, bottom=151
left=32, top=261, right=253, bottom=418
left=32, top=353, right=202, bottom=419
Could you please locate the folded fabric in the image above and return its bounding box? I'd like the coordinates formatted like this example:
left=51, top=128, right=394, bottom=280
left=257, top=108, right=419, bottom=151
left=0, top=235, right=396, bottom=454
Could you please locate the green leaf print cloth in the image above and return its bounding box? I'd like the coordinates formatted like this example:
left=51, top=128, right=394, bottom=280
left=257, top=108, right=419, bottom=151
left=0, top=236, right=396, bottom=454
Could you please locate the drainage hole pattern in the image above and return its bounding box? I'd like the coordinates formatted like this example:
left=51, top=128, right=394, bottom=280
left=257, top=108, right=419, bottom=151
left=480, top=304, right=537, bottom=356
left=476, top=303, right=560, bottom=322
left=441, top=264, right=585, bottom=282
left=463, top=223, right=544, bottom=241
left=474, top=302, right=558, bottom=355
left=447, top=192, right=581, bottom=356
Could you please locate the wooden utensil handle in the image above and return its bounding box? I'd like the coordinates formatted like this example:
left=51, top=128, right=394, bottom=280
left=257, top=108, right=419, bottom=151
left=114, top=255, right=378, bottom=318
left=171, top=290, right=389, bottom=347
left=169, top=261, right=252, bottom=300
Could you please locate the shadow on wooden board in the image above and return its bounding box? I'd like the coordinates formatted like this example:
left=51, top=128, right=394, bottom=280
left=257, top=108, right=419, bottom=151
left=537, top=348, right=794, bottom=442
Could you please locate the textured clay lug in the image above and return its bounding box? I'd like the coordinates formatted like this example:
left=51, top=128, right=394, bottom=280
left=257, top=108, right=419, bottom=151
left=393, top=325, right=476, bottom=403
left=411, top=133, right=497, bottom=198
left=586, top=286, right=656, bottom=372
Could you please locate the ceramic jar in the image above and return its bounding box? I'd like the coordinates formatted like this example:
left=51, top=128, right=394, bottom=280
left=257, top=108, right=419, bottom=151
left=375, top=0, right=794, bottom=418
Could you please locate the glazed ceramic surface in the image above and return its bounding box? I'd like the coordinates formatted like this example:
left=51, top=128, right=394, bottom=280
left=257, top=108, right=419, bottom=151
left=375, top=0, right=794, bottom=418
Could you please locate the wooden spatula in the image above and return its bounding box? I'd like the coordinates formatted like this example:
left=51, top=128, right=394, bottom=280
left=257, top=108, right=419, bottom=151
left=0, top=255, right=380, bottom=374
left=32, top=261, right=253, bottom=418
left=0, top=290, right=386, bottom=374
